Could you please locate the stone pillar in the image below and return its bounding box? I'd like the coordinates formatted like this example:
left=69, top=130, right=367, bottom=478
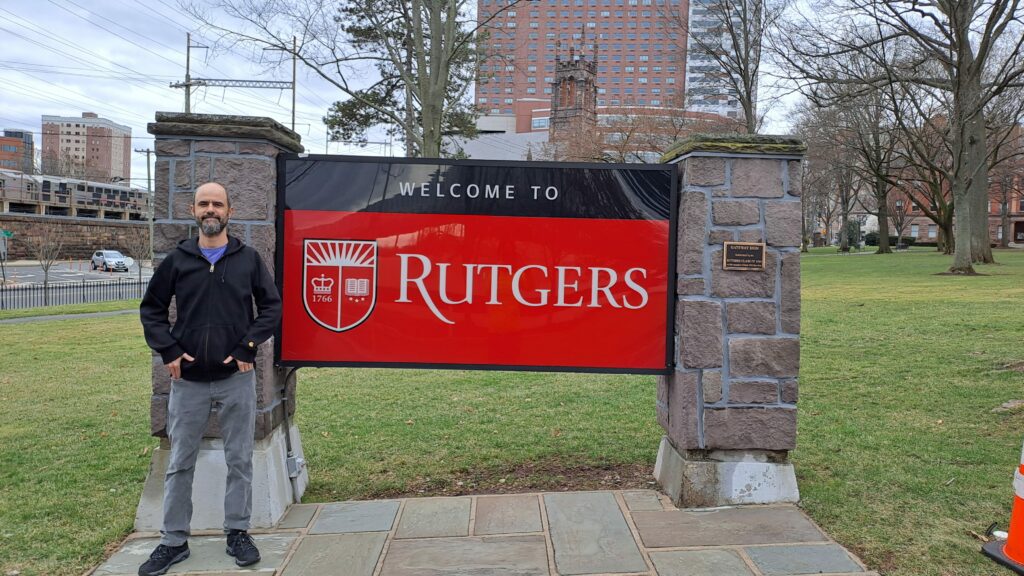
left=655, top=134, right=804, bottom=507
left=135, top=113, right=308, bottom=531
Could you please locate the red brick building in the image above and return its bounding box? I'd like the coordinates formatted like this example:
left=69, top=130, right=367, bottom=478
left=892, top=177, right=1024, bottom=246
left=0, top=136, right=25, bottom=172
left=476, top=0, right=690, bottom=134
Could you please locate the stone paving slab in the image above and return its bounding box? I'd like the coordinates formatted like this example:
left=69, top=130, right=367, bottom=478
left=395, top=496, right=471, bottom=538
left=277, top=503, right=318, bottom=529
left=93, top=533, right=298, bottom=575
left=280, top=532, right=387, bottom=576
left=474, top=494, right=543, bottom=535
left=633, top=505, right=828, bottom=548
left=94, top=492, right=876, bottom=576
left=745, top=543, right=864, bottom=575
left=308, top=500, right=400, bottom=534
left=623, top=490, right=665, bottom=512
left=544, top=491, right=648, bottom=575
left=650, top=549, right=754, bottom=576
left=379, top=535, right=549, bottom=576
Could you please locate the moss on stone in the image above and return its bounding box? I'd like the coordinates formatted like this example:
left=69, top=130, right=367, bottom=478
left=660, top=134, right=806, bottom=163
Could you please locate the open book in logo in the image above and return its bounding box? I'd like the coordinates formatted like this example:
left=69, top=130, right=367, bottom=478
left=303, top=239, right=377, bottom=332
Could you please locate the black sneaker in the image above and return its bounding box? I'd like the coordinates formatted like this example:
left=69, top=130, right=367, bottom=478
left=226, top=529, right=261, bottom=566
left=138, top=542, right=189, bottom=576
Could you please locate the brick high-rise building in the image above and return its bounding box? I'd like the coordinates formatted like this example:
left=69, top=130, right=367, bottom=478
left=41, top=112, right=131, bottom=183
left=476, top=0, right=690, bottom=134
left=2, top=129, right=34, bottom=173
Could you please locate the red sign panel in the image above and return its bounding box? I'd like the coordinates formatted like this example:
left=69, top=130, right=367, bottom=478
left=276, top=157, right=677, bottom=373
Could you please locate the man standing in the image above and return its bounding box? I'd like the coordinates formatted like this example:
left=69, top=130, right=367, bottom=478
left=138, top=182, right=281, bottom=576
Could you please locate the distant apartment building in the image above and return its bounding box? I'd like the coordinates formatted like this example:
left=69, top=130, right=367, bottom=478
left=1, top=129, right=34, bottom=173
left=684, top=0, right=743, bottom=119
left=0, top=169, right=149, bottom=221
left=476, top=0, right=690, bottom=134
left=41, top=112, right=131, bottom=183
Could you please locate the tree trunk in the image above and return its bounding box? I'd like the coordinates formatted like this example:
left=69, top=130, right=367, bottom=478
left=970, top=164, right=994, bottom=263
left=744, top=99, right=756, bottom=134
left=876, top=181, right=891, bottom=254
left=939, top=224, right=955, bottom=254
left=1001, top=201, right=1010, bottom=248
left=839, top=217, right=849, bottom=252
left=948, top=68, right=982, bottom=272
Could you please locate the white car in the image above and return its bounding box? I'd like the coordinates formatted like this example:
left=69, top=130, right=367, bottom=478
left=91, top=250, right=130, bottom=272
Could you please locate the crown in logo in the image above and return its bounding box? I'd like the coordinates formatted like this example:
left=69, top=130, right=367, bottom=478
left=312, top=274, right=334, bottom=294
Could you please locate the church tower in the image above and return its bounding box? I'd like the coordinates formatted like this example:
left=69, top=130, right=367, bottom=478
left=549, top=42, right=598, bottom=145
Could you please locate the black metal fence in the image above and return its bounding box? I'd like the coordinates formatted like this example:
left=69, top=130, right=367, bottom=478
left=0, top=277, right=148, bottom=310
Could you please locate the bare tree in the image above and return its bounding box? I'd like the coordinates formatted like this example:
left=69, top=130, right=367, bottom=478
left=41, top=148, right=86, bottom=180
left=883, top=80, right=961, bottom=253
left=886, top=192, right=911, bottom=248
left=663, top=0, right=787, bottom=133
left=119, top=227, right=151, bottom=282
left=775, top=0, right=1024, bottom=273
left=21, top=223, right=64, bottom=306
left=794, top=102, right=864, bottom=252
left=185, top=0, right=518, bottom=157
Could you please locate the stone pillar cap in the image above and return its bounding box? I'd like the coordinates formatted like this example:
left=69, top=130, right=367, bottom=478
left=661, top=134, right=806, bottom=163
left=147, top=112, right=304, bottom=153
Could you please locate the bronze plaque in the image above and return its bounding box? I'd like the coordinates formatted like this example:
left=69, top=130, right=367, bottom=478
left=723, top=241, right=766, bottom=271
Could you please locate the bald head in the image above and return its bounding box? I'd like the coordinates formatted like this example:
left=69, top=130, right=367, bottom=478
left=194, top=182, right=230, bottom=208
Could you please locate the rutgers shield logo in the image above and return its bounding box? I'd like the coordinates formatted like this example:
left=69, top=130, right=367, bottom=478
left=303, top=239, right=377, bottom=332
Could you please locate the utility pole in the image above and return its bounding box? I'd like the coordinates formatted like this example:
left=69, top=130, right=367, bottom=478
left=170, top=33, right=208, bottom=113
left=134, top=147, right=154, bottom=263
left=291, top=36, right=297, bottom=131
left=173, top=34, right=296, bottom=127
left=185, top=32, right=191, bottom=113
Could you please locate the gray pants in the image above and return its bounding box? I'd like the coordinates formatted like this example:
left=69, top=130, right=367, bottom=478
left=161, top=370, right=256, bottom=546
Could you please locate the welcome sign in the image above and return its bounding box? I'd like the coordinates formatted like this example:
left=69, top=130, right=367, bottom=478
left=275, top=156, right=677, bottom=373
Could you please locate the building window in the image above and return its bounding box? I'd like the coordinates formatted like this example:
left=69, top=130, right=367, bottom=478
left=928, top=225, right=936, bottom=239
left=531, top=117, right=550, bottom=129
left=911, top=224, right=920, bottom=237
left=998, top=226, right=1003, bottom=240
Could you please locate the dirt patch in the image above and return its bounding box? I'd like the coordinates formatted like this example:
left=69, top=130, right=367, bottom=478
left=934, top=271, right=989, bottom=276
left=993, top=400, right=1024, bottom=413
left=365, top=461, right=657, bottom=499
left=1003, top=361, right=1024, bottom=373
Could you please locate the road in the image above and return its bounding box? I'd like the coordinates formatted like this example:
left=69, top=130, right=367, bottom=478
left=0, top=260, right=153, bottom=310
left=0, top=260, right=152, bottom=285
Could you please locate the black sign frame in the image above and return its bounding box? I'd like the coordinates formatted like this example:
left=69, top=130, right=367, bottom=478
left=274, top=154, right=679, bottom=375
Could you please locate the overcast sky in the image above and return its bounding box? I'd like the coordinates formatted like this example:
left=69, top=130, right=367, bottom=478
left=1, top=1, right=798, bottom=190
left=0, top=0, right=378, bottom=190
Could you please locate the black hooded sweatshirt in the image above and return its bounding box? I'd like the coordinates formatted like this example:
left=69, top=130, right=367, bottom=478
left=140, top=235, right=282, bottom=382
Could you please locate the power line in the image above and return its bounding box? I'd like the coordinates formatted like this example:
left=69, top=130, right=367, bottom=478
left=43, top=0, right=184, bottom=70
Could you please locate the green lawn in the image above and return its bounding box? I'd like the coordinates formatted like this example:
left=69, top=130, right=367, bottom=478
left=0, top=249, right=1022, bottom=575
left=0, top=300, right=138, bottom=321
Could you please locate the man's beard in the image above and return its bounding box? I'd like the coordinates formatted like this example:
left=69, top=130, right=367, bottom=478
left=198, top=214, right=227, bottom=236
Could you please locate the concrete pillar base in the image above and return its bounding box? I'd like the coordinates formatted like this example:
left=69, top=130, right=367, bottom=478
left=135, top=423, right=308, bottom=532
left=654, top=436, right=799, bottom=507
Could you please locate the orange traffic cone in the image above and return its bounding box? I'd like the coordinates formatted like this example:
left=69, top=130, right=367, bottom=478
left=983, top=441, right=1024, bottom=574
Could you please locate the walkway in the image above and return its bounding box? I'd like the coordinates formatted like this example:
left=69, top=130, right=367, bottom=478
left=93, top=490, right=877, bottom=576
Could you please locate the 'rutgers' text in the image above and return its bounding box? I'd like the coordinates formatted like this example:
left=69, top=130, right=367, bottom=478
left=395, top=253, right=649, bottom=324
